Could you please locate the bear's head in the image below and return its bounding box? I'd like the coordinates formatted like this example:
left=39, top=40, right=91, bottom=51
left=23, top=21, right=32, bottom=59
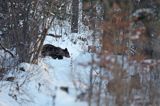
left=64, top=48, right=70, bottom=58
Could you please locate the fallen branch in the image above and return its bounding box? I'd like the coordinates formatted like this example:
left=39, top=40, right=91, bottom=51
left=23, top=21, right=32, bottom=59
left=47, top=34, right=62, bottom=38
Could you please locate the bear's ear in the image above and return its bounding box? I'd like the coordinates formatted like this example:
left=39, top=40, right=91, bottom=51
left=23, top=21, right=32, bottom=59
left=65, top=48, right=68, bottom=51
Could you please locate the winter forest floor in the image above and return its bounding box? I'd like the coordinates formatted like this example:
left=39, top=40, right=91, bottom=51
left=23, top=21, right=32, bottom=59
left=0, top=19, right=92, bottom=106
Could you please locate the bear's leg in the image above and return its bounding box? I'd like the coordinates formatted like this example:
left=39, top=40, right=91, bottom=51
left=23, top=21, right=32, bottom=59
left=58, top=56, right=63, bottom=59
left=51, top=55, right=57, bottom=59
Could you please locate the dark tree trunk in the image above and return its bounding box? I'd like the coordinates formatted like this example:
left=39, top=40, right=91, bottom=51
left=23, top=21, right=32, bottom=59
left=71, top=0, right=79, bottom=33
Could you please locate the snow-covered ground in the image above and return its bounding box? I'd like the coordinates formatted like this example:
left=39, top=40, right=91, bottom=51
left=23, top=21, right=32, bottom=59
left=1, top=17, right=157, bottom=105
left=0, top=18, right=93, bottom=106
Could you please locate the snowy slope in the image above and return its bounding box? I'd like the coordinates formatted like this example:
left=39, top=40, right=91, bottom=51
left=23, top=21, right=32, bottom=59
left=39, top=19, right=92, bottom=106
left=0, top=1, right=95, bottom=104
left=0, top=17, right=92, bottom=106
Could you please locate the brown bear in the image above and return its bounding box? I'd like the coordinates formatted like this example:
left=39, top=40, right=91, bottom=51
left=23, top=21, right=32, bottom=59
left=41, top=44, right=70, bottom=59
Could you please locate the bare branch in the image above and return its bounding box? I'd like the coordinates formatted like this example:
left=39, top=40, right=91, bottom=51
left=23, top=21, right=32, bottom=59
left=0, top=43, right=15, bottom=58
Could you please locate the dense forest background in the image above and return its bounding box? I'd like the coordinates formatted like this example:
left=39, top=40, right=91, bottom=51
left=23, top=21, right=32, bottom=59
left=0, top=0, right=160, bottom=106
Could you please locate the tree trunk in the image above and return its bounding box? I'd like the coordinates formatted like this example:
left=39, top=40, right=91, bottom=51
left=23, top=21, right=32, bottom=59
left=71, top=0, right=79, bottom=33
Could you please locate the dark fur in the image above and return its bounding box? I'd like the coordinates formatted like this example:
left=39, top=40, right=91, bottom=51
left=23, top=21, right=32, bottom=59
left=41, top=44, right=70, bottom=59
left=60, top=86, right=69, bottom=93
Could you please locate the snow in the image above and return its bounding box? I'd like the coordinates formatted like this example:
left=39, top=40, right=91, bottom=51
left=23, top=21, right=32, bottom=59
left=0, top=54, right=89, bottom=106
left=56, top=89, right=87, bottom=106
left=0, top=1, right=123, bottom=105
left=0, top=12, right=92, bottom=106
left=0, top=14, right=157, bottom=105
left=132, top=8, right=155, bottom=17
left=0, top=18, right=154, bottom=105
